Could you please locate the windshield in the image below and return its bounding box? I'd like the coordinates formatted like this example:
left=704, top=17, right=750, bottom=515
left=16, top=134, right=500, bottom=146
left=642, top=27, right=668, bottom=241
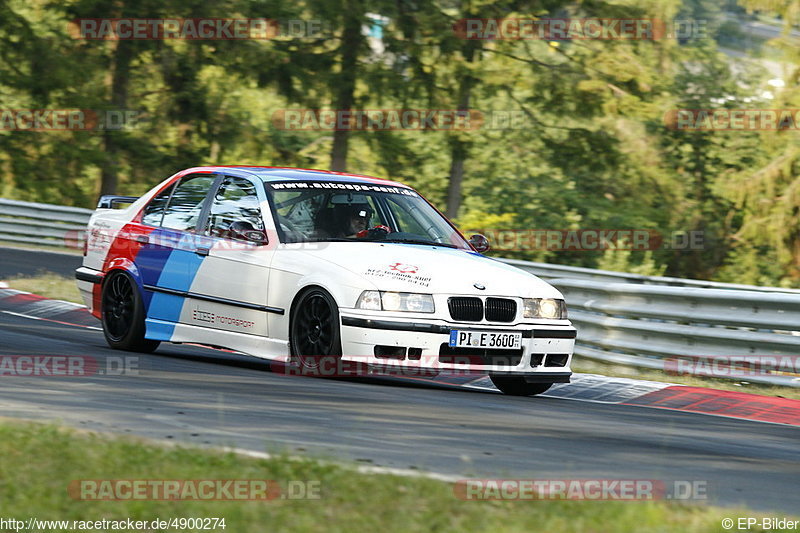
left=265, top=181, right=471, bottom=250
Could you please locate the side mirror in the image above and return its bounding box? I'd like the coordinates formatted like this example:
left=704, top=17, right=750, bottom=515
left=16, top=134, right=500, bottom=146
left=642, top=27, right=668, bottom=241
left=469, top=233, right=490, bottom=253
left=230, top=221, right=268, bottom=245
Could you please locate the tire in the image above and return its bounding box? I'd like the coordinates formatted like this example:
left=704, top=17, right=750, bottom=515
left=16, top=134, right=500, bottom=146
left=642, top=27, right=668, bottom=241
left=490, top=376, right=552, bottom=396
left=101, top=271, right=160, bottom=353
left=290, top=288, right=343, bottom=372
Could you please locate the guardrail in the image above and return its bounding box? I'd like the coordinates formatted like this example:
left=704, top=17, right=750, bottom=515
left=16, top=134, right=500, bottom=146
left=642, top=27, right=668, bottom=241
left=0, top=198, right=91, bottom=248
left=499, top=258, right=800, bottom=294
left=2, top=198, right=799, bottom=386
left=548, top=278, right=800, bottom=387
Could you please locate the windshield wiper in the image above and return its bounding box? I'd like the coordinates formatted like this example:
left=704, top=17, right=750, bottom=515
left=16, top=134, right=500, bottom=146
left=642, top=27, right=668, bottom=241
left=383, top=238, right=458, bottom=248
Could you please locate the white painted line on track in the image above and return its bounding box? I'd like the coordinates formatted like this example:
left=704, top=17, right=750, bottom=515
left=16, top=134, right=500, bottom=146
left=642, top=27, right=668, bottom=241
left=0, top=309, right=102, bottom=331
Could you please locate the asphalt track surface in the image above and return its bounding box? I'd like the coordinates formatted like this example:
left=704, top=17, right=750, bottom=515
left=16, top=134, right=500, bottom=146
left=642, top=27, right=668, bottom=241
left=1, top=310, right=799, bottom=513
left=0, top=246, right=798, bottom=513
left=0, top=246, right=82, bottom=278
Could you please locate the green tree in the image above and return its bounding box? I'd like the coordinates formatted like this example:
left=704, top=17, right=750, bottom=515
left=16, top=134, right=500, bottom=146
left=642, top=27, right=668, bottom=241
left=713, top=0, right=800, bottom=284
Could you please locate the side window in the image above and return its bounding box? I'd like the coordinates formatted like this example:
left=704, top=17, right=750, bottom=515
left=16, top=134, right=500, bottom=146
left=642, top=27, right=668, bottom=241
left=141, top=184, right=175, bottom=226
left=205, top=177, right=265, bottom=240
left=160, top=174, right=216, bottom=232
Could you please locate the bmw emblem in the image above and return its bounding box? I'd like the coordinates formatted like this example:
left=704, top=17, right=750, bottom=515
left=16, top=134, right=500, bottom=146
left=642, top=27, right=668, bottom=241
left=473, top=283, right=486, bottom=290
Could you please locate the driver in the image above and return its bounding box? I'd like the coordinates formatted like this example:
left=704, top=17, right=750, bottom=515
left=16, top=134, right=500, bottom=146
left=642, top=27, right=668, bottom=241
left=338, top=203, right=372, bottom=237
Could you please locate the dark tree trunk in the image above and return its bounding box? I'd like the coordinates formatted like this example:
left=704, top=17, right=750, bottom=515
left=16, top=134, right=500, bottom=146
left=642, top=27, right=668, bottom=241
left=330, top=2, right=364, bottom=172
left=100, top=40, right=133, bottom=197
left=445, top=41, right=480, bottom=219
left=445, top=140, right=468, bottom=219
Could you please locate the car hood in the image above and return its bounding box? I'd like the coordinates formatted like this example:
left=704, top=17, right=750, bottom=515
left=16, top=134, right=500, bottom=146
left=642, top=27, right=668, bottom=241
left=294, top=242, right=563, bottom=299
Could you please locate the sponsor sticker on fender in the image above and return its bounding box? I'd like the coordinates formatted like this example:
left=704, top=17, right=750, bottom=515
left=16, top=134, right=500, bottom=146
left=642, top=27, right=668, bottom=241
left=364, top=263, right=431, bottom=287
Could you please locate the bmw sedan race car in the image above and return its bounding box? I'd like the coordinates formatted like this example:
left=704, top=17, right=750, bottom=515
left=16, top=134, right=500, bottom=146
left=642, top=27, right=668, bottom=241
left=75, top=166, right=576, bottom=396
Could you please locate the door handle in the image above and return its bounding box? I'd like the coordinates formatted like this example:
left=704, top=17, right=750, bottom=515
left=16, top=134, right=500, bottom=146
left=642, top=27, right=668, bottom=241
left=135, top=235, right=149, bottom=244
left=195, top=247, right=209, bottom=256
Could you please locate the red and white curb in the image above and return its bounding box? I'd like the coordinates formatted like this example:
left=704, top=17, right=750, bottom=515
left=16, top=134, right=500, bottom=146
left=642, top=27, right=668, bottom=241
left=457, top=374, right=800, bottom=426
left=0, top=288, right=100, bottom=329
left=2, top=288, right=799, bottom=427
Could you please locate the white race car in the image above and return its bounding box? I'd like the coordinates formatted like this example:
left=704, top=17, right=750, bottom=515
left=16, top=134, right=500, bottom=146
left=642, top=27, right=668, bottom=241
left=75, top=166, right=576, bottom=395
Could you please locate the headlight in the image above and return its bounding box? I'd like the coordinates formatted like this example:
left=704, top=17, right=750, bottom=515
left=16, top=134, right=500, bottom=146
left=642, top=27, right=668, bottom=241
left=522, top=298, right=567, bottom=319
left=356, top=290, right=382, bottom=310
left=356, top=291, right=435, bottom=313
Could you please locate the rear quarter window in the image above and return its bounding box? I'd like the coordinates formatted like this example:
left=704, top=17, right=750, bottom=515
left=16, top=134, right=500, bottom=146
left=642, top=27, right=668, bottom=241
left=160, top=174, right=217, bottom=231
left=141, top=184, right=175, bottom=227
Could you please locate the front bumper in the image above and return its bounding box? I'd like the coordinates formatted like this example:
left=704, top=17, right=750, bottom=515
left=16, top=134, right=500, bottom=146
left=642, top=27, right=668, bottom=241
left=339, top=312, right=576, bottom=381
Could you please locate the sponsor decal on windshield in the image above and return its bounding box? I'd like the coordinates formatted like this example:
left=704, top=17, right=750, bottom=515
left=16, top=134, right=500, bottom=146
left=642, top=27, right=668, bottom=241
left=269, top=181, right=418, bottom=196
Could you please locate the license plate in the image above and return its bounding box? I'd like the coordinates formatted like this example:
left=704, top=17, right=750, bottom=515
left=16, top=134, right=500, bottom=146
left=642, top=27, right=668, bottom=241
left=448, top=330, right=522, bottom=350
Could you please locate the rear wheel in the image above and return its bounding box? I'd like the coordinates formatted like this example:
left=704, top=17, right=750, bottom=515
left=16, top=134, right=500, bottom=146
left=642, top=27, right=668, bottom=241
left=101, top=271, right=160, bottom=353
left=490, top=376, right=552, bottom=396
left=290, top=288, right=342, bottom=372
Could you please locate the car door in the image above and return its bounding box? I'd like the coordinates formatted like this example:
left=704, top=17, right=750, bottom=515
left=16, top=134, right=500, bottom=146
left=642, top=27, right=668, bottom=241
left=182, top=175, right=276, bottom=341
left=136, top=172, right=218, bottom=339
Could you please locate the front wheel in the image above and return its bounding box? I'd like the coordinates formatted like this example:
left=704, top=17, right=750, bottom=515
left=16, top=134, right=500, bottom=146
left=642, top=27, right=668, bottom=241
left=101, top=271, right=160, bottom=353
left=490, top=376, right=552, bottom=396
left=290, top=288, right=342, bottom=371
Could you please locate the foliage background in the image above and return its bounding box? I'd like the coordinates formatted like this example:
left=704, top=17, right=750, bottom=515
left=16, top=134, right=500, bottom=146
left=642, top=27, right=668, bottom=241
left=1, top=0, right=798, bottom=286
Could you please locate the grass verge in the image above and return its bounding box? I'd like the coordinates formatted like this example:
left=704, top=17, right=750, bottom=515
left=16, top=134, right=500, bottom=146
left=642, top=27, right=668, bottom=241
left=3, top=272, right=83, bottom=304
left=0, top=419, right=772, bottom=533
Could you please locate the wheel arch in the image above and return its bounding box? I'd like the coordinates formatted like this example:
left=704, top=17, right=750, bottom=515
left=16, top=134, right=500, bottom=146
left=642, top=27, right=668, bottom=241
left=288, top=284, right=340, bottom=357
left=100, top=263, right=144, bottom=312
left=98, top=265, right=160, bottom=353
left=288, top=283, right=335, bottom=329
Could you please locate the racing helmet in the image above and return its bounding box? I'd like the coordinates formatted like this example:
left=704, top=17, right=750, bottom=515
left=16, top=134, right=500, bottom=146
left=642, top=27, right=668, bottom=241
left=334, top=202, right=373, bottom=236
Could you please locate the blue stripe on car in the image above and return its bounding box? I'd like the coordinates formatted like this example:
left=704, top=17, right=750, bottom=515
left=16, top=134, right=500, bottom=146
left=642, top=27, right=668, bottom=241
left=142, top=232, right=208, bottom=340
